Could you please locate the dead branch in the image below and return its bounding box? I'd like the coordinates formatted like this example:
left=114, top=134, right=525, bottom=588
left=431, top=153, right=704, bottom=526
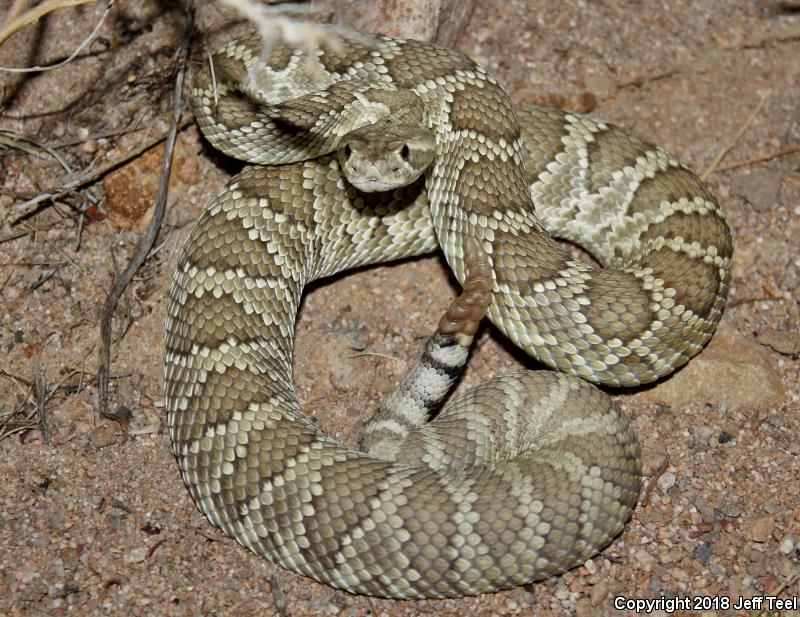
left=8, top=119, right=191, bottom=225
left=0, top=0, right=112, bottom=72
left=710, top=143, right=800, bottom=174
left=701, top=91, right=770, bottom=180
left=96, top=0, right=195, bottom=420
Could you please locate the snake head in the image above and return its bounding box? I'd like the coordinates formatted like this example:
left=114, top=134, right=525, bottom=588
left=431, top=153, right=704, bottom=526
left=338, top=121, right=436, bottom=192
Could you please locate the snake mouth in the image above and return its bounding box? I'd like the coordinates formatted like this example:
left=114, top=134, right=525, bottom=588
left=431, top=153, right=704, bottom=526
left=346, top=177, right=404, bottom=193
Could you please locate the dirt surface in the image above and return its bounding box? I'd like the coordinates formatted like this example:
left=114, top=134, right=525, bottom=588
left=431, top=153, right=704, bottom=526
left=1, top=1, right=799, bottom=616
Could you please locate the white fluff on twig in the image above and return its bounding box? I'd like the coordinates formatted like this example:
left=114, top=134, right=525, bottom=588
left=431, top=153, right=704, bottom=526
left=218, top=0, right=350, bottom=80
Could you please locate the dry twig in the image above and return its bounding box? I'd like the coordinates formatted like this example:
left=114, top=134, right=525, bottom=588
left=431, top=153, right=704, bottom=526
left=16, top=221, right=89, bottom=275
left=269, top=562, right=290, bottom=617
left=96, top=1, right=195, bottom=420
left=0, top=0, right=113, bottom=72
left=710, top=143, right=800, bottom=174
left=0, top=129, right=77, bottom=174
left=640, top=456, right=671, bottom=508
left=35, top=371, right=51, bottom=444
left=9, top=119, right=191, bottom=225
left=701, top=91, right=771, bottom=180
left=0, top=369, right=37, bottom=441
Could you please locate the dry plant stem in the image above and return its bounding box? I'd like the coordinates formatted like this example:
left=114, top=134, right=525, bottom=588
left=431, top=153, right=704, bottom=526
left=51, top=125, right=145, bottom=149
left=17, top=221, right=88, bottom=275
left=754, top=570, right=800, bottom=617
left=640, top=456, right=671, bottom=508
left=0, top=0, right=98, bottom=47
left=6, top=0, right=30, bottom=23
left=0, top=368, right=33, bottom=389
left=0, top=0, right=112, bottom=72
left=35, top=371, right=51, bottom=444
left=711, top=143, right=800, bottom=174
left=349, top=351, right=401, bottom=362
left=0, top=370, right=35, bottom=441
left=9, top=118, right=191, bottom=225
left=269, top=564, right=290, bottom=617
left=0, top=366, right=68, bottom=442
left=0, top=222, right=59, bottom=244
left=96, top=1, right=195, bottom=420
left=701, top=90, right=770, bottom=180
left=0, top=130, right=76, bottom=174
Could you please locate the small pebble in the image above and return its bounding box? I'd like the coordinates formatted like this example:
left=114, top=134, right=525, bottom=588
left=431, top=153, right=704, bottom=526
left=634, top=548, right=656, bottom=572
left=80, top=138, right=98, bottom=154
left=554, top=583, right=571, bottom=600
left=695, top=426, right=715, bottom=440
left=779, top=536, right=795, bottom=554
left=642, top=449, right=669, bottom=476
left=720, top=420, right=739, bottom=439
left=692, top=542, right=713, bottom=565
left=590, top=581, right=609, bottom=606
left=18, top=569, right=38, bottom=584
left=718, top=431, right=734, bottom=444
left=658, top=470, right=677, bottom=492
left=124, top=547, right=149, bottom=565
left=341, top=328, right=367, bottom=351
left=746, top=515, right=775, bottom=543
left=90, top=425, right=117, bottom=449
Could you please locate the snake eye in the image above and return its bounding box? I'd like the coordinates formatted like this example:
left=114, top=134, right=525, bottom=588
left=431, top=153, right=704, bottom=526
left=400, top=144, right=410, bottom=161
left=344, top=144, right=352, bottom=159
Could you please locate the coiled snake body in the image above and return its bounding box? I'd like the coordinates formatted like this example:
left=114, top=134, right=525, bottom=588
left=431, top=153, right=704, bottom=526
left=165, top=32, right=732, bottom=598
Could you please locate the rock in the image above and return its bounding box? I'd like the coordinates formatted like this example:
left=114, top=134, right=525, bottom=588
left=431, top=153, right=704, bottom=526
left=18, top=577, right=47, bottom=603
left=695, top=426, right=715, bottom=440
left=658, top=469, right=677, bottom=492
left=103, top=144, right=163, bottom=231
left=692, top=542, right=713, bottom=565
left=634, top=548, right=656, bottom=572
left=717, top=430, right=734, bottom=444
left=328, top=343, right=358, bottom=392
left=341, top=328, right=367, bottom=351
left=779, top=536, right=795, bottom=554
left=372, top=375, right=396, bottom=395
left=589, top=581, right=609, bottom=606
left=719, top=420, right=740, bottom=441
left=756, top=328, right=800, bottom=358
left=89, top=425, right=117, bottom=449
left=746, top=515, right=775, bottom=543
left=575, top=92, right=598, bottom=113
left=17, top=568, right=38, bottom=584
left=103, top=139, right=195, bottom=231
left=329, top=0, right=476, bottom=46
left=643, top=322, right=786, bottom=410
left=553, top=582, right=571, bottom=600
left=123, top=546, right=149, bottom=565
left=641, top=449, right=669, bottom=476
left=575, top=598, right=596, bottom=617
left=730, top=168, right=782, bottom=213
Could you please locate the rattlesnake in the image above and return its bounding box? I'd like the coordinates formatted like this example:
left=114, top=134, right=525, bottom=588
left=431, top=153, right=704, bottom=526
left=164, top=31, right=732, bottom=599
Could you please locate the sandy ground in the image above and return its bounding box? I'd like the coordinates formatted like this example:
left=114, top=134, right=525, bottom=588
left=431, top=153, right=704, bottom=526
left=1, top=1, right=799, bottom=616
